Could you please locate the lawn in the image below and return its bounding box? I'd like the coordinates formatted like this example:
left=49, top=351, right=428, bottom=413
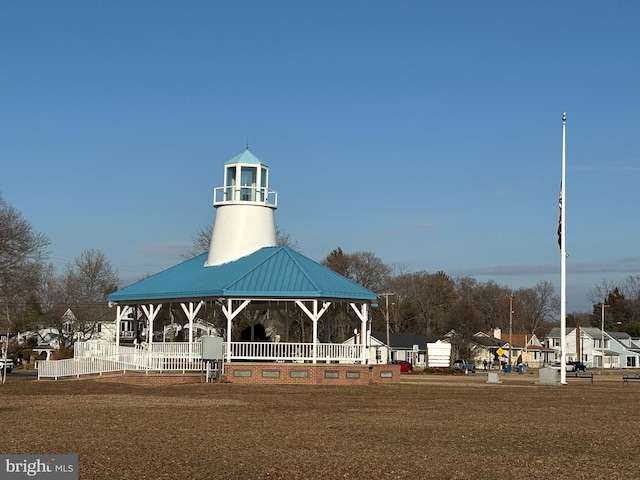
left=1, top=372, right=637, bottom=479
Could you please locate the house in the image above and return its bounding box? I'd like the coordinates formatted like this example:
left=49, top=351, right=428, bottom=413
left=505, top=333, right=554, bottom=368
left=602, top=331, right=640, bottom=368
left=376, top=331, right=430, bottom=367
left=545, top=326, right=598, bottom=367
left=344, top=331, right=431, bottom=368
left=460, top=328, right=553, bottom=369
left=342, top=331, right=451, bottom=369
left=468, top=332, right=507, bottom=369
left=40, top=306, right=122, bottom=345
left=543, top=326, right=640, bottom=369
left=17, top=328, right=66, bottom=360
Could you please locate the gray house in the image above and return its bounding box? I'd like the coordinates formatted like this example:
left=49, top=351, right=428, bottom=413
left=606, top=332, right=640, bottom=368
left=544, top=326, right=640, bottom=369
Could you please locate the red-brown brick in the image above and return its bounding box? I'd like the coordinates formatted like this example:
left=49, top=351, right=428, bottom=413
left=224, top=363, right=400, bottom=385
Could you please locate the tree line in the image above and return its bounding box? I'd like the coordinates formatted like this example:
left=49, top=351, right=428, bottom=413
left=2, top=192, right=640, bottom=351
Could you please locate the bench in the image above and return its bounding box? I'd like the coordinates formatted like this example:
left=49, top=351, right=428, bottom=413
left=566, top=372, right=593, bottom=384
left=622, top=374, right=640, bottom=384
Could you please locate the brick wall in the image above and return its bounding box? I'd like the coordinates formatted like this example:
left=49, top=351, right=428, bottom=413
left=224, top=363, right=400, bottom=385
left=80, top=364, right=401, bottom=386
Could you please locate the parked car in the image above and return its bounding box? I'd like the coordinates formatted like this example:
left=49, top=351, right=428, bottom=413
left=551, top=361, right=587, bottom=372
left=567, top=361, right=587, bottom=372
left=390, top=360, right=413, bottom=373
left=0, top=357, right=14, bottom=374
left=453, top=359, right=476, bottom=373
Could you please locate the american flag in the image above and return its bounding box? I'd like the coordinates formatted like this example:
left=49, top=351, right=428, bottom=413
left=557, top=183, right=562, bottom=248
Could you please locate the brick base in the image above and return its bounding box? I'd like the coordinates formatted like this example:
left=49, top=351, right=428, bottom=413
left=223, top=363, right=400, bottom=385
left=77, top=364, right=400, bottom=386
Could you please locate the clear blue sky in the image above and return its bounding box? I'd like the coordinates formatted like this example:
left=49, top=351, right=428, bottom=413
left=2, top=1, right=639, bottom=313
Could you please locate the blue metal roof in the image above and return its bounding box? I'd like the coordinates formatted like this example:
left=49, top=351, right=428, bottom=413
left=107, top=246, right=377, bottom=303
left=224, top=149, right=265, bottom=166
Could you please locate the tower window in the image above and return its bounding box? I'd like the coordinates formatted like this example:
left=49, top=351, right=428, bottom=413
left=241, top=167, right=257, bottom=201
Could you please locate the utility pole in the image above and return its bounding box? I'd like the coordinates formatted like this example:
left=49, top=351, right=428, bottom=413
left=601, top=303, right=609, bottom=371
left=379, top=293, right=395, bottom=363
left=509, top=294, right=514, bottom=367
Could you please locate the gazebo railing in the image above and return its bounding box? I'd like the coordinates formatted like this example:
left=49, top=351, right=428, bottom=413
left=39, top=341, right=364, bottom=379
left=229, top=342, right=362, bottom=363
left=74, top=341, right=203, bottom=358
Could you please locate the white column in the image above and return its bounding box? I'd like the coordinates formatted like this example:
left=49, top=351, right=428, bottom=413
left=115, top=306, right=121, bottom=347
left=360, top=304, right=368, bottom=364
left=141, top=304, right=162, bottom=350
left=312, top=300, right=318, bottom=364
left=221, top=299, right=251, bottom=362
left=226, top=300, right=233, bottom=360
left=181, top=301, right=203, bottom=361
left=115, top=305, right=132, bottom=348
left=296, top=300, right=331, bottom=364
left=349, top=302, right=370, bottom=364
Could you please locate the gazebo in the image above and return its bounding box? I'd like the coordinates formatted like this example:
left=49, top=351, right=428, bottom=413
left=102, top=245, right=393, bottom=383
left=40, top=149, right=399, bottom=384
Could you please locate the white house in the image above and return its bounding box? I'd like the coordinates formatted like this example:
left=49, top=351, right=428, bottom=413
left=343, top=331, right=450, bottom=369
left=544, top=326, right=640, bottom=369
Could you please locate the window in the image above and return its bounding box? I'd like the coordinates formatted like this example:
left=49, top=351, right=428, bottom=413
left=240, top=167, right=257, bottom=201
left=225, top=166, right=236, bottom=200
left=259, top=167, right=267, bottom=201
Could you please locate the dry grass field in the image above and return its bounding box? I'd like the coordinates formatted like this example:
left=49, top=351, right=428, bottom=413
left=2, top=371, right=639, bottom=480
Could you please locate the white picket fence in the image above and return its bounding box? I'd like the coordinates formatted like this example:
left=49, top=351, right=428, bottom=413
left=37, top=340, right=364, bottom=380
left=38, top=344, right=205, bottom=380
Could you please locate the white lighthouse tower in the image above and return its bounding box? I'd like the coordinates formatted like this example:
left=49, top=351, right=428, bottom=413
left=205, top=149, right=278, bottom=266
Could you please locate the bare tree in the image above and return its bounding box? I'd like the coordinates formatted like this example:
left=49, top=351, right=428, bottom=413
left=619, top=275, right=640, bottom=303
left=322, top=247, right=350, bottom=277
left=54, top=249, right=119, bottom=344
left=60, top=249, right=118, bottom=303
left=386, top=271, right=455, bottom=337
left=587, top=278, right=618, bottom=307
left=274, top=226, right=299, bottom=251
left=348, top=251, right=391, bottom=293
left=320, top=248, right=391, bottom=339
left=37, top=263, right=58, bottom=313
left=454, top=277, right=512, bottom=332
left=515, top=280, right=559, bottom=335
left=185, top=223, right=213, bottom=258
left=445, top=298, right=484, bottom=359
left=0, top=193, right=50, bottom=383
left=587, top=277, right=640, bottom=335
left=322, top=248, right=390, bottom=293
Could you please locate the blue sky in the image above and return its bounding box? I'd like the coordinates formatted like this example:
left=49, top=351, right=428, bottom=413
left=2, top=1, right=639, bottom=313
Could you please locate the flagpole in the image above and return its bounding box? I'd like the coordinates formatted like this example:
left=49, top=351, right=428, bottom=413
left=560, top=112, right=567, bottom=385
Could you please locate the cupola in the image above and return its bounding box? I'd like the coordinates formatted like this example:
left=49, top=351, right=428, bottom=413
left=205, top=149, right=278, bottom=266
